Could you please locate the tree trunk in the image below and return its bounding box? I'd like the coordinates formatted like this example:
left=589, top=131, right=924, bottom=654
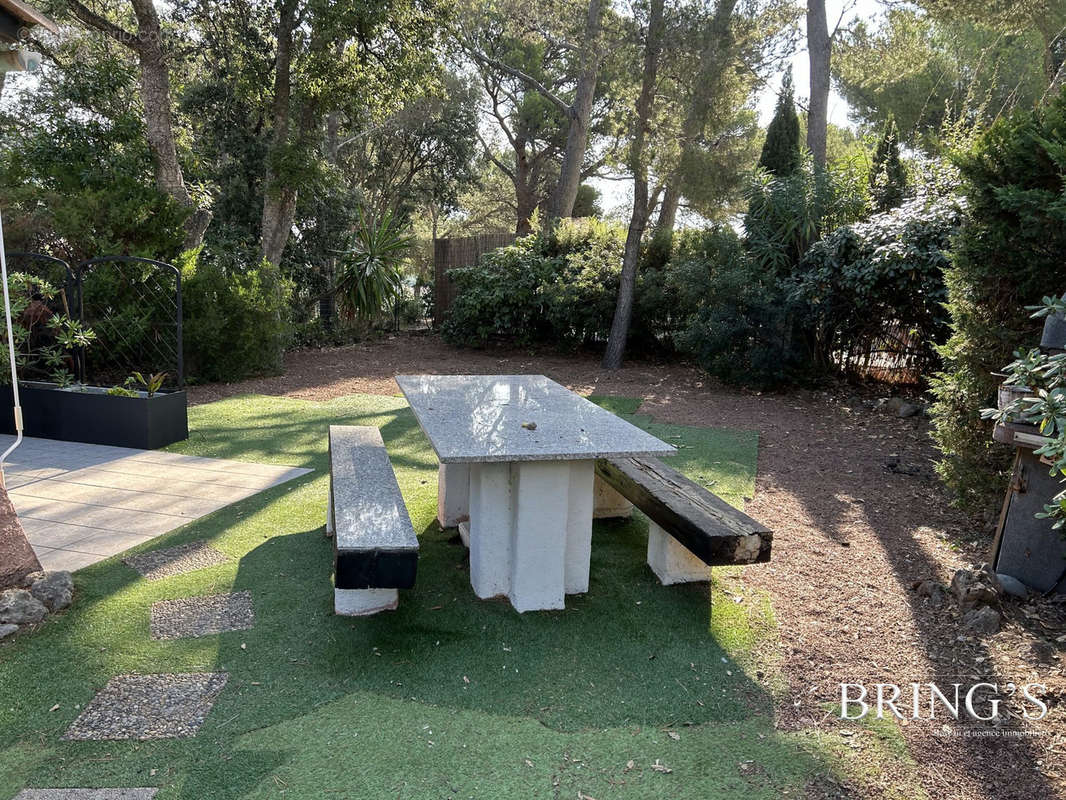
left=514, top=143, right=537, bottom=235
left=656, top=185, right=680, bottom=231
left=547, top=0, right=604, bottom=221
left=655, top=0, right=737, bottom=234
left=259, top=0, right=300, bottom=267
left=602, top=0, right=666, bottom=371
left=67, top=0, right=213, bottom=251
left=806, top=0, right=830, bottom=170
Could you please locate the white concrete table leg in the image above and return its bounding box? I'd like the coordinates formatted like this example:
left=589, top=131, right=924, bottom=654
left=593, top=475, right=634, bottom=519
left=564, top=460, right=594, bottom=595
left=335, top=588, right=398, bottom=615
left=437, top=463, right=470, bottom=528
left=325, top=486, right=334, bottom=536
left=509, top=461, right=570, bottom=612
left=647, top=521, right=710, bottom=585
left=469, top=462, right=513, bottom=599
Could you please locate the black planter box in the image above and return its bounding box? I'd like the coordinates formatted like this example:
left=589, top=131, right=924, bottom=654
left=0, top=382, right=189, bottom=450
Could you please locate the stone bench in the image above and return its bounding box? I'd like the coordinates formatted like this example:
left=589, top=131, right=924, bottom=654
left=327, top=426, right=418, bottom=615
left=594, top=456, right=771, bottom=587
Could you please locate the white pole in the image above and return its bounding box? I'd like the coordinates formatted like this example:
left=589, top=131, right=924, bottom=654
left=0, top=207, right=24, bottom=488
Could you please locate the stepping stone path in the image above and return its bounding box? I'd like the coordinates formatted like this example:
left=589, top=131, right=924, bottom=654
left=14, top=791, right=158, bottom=799
left=150, top=591, right=254, bottom=640
left=123, top=540, right=229, bottom=581
left=63, top=673, right=229, bottom=740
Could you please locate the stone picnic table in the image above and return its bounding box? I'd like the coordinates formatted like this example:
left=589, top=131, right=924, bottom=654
left=395, top=374, right=675, bottom=612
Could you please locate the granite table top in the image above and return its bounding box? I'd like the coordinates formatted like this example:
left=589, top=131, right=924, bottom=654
left=396, top=374, right=676, bottom=464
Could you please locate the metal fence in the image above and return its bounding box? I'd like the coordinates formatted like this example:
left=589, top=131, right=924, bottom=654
left=6, top=253, right=183, bottom=389
left=432, top=232, right=515, bottom=325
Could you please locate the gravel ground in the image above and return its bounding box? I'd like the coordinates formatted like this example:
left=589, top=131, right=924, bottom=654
left=123, top=540, right=229, bottom=581
left=63, top=673, right=229, bottom=741
left=188, top=332, right=1066, bottom=800
left=149, top=591, right=254, bottom=640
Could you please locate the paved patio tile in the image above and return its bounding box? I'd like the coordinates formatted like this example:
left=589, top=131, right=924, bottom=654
left=123, top=540, right=230, bottom=580
left=150, top=591, right=254, bottom=640
left=63, top=673, right=229, bottom=740
left=14, top=790, right=158, bottom=799
left=0, top=435, right=311, bottom=572
left=63, top=531, right=157, bottom=557
left=36, top=549, right=107, bottom=572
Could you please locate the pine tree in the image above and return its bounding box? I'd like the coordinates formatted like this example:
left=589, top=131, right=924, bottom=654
left=870, top=117, right=907, bottom=211
left=758, top=68, right=801, bottom=177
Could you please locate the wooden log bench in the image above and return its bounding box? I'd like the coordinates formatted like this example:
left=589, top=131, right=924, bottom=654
left=326, top=425, right=418, bottom=615
left=594, top=456, right=771, bottom=587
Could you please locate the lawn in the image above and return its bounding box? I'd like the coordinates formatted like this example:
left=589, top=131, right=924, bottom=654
left=0, top=392, right=862, bottom=798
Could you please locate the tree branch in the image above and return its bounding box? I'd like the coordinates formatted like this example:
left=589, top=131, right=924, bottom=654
left=65, top=0, right=140, bottom=53
left=464, top=43, right=573, bottom=117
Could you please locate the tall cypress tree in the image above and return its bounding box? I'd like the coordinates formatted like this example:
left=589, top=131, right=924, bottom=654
left=870, top=117, right=907, bottom=211
left=758, top=68, right=801, bottom=176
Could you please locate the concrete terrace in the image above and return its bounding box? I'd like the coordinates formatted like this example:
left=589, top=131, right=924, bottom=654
left=0, top=436, right=311, bottom=571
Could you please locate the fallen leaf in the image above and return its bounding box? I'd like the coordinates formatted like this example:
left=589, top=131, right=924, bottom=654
left=667, top=731, right=680, bottom=741
left=651, top=759, right=672, bottom=773
left=49, top=704, right=59, bottom=712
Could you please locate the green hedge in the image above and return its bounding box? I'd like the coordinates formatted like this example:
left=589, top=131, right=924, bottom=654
left=181, top=249, right=293, bottom=383
left=930, top=91, right=1066, bottom=509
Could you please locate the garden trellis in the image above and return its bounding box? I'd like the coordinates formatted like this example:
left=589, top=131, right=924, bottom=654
left=7, top=253, right=184, bottom=389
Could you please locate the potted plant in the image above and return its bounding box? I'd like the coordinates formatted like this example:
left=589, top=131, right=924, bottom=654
left=0, top=272, right=188, bottom=449
left=1034, top=293, right=1066, bottom=351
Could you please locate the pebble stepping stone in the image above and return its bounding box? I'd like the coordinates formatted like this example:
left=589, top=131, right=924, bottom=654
left=123, top=540, right=229, bottom=581
left=150, top=591, right=254, bottom=640
left=14, top=791, right=157, bottom=799
left=63, top=673, right=228, bottom=740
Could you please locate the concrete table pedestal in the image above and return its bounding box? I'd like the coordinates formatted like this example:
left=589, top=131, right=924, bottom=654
left=398, top=375, right=675, bottom=612
left=646, top=521, right=710, bottom=585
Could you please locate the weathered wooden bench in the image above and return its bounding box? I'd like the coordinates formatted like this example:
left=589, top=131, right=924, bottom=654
left=326, top=425, right=418, bottom=615
left=594, top=456, right=771, bottom=587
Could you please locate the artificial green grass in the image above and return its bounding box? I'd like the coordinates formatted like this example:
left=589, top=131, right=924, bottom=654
left=0, top=392, right=845, bottom=798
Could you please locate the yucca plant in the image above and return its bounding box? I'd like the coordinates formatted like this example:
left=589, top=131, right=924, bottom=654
left=333, top=210, right=413, bottom=321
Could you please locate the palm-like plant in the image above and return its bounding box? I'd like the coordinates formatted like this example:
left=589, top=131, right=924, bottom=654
left=333, top=210, right=413, bottom=321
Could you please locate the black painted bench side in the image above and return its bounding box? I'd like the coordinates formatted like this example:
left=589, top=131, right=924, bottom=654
left=329, top=425, right=419, bottom=591
left=595, top=456, right=772, bottom=566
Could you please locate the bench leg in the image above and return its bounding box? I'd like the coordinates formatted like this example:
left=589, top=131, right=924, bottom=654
left=335, top=588, right=398, bottom=616
left=325, top=488, right=334, bottom=537
left=647, top=521, right=710, bottom=585
left=469, top=462, right=513, bottom=600
left=593, top=475, right=634, bottom=519
left=565, top=460, right=594, bottom=595
left=509, top=461, right=569, bottom=612
left=437, top=463, right=470, bottom=528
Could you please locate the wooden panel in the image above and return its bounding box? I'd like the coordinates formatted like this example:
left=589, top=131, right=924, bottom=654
left=595, top=457, right=771, bottom=566
left=432, top=232, right=516, bottom=325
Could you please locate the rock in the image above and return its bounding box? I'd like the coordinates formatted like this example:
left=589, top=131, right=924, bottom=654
left=916, top=580, right=946, bottom=606
left=29, top=571, right=73, bottom=610
left=951, top=565, right=1002, bottom=611
left=30, top=571, right=73, bottom=611
left=962, top=605, right=1001, bottom=635
left=0, top=487, right=41, bottom=589
left=884, top=397, right=906, bottom=414
left=897, top=402, right=921, bottom=418
left=994, top=573, right=1029, bottom=599
left=0, top=588, right=47, bottom=625
left=0, top=623, right=18, bottom=640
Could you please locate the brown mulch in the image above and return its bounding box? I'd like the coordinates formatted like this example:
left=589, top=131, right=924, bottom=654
left=189, top=332, right=1066, bottom=800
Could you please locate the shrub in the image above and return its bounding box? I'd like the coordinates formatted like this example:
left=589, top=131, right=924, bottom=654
left=181, top=249, right=293, bottom=382
left=795, top=195, right=961, bottom=376
left=930, top=90, right=1066, bottom=510
left=670, top=226, right=808, bottom=388
left=442, top=219, right=626, bottom=348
